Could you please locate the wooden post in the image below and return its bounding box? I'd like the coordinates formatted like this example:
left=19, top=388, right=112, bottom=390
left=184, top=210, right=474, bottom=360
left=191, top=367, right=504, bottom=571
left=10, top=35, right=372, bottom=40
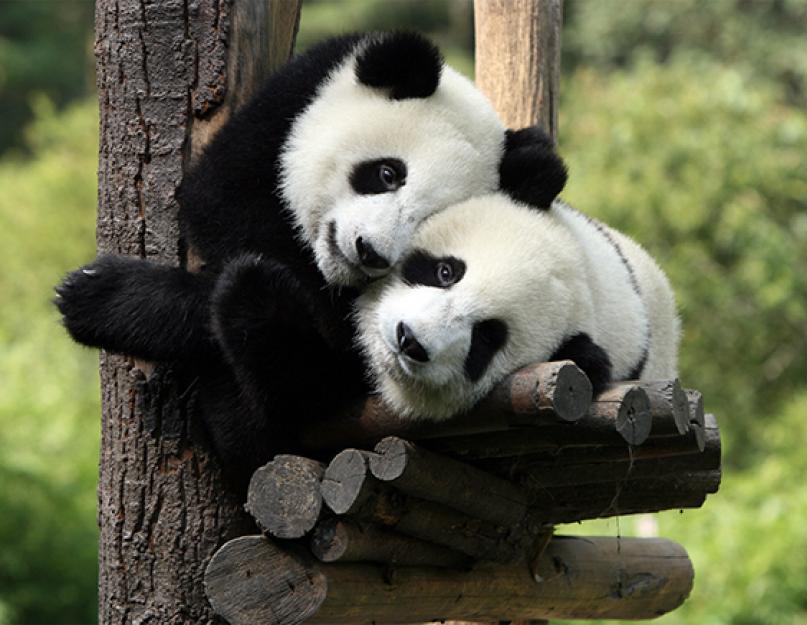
left=94, top=1, right=301, bottom=622
left=309, top=518, right=473, bottom=568
left=475, top=6, right=562, bottom=623
left=474, top=5, right=563, bottom=623
left=321, top=450, right=523, bottom=563
left=475, top=0, right=563, bottom=136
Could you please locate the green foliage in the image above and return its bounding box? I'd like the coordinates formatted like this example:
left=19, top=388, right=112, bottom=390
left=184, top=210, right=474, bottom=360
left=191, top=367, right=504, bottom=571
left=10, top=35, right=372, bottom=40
left=297, top=0, right=474, bottom=76
left=0, top=99, right=99, bottom=625
left=563, top=0, right=807, bottom=106
left=659, top=391, right=807, bottom=624
left=559, top=59, right=807, bottom=464
left=0, top=1, right=94, bottom=155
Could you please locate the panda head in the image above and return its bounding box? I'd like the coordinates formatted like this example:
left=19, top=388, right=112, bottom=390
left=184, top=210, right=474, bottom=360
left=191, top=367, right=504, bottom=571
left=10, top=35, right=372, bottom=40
left=355, top=193, right=585, bottom=420
left=280, top=32, right=506, bottom=286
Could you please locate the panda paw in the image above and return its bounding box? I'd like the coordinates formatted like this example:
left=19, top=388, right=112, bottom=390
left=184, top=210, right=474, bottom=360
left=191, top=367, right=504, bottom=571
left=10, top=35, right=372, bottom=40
left=55, top=256, right=137, bottom=349
left=499, top=125, right=568, bottom=209
left=210, top=254, right=317, bottom=353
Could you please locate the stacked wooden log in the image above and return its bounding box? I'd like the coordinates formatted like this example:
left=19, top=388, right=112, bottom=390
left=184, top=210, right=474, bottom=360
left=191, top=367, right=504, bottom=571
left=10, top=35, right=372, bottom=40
left=205, top=360, right=720, bottom=625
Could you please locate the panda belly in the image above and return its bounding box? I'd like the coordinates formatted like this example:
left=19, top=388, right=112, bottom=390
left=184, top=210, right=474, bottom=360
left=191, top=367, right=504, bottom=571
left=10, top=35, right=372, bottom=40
left=554, top=203, right=650, bottom=381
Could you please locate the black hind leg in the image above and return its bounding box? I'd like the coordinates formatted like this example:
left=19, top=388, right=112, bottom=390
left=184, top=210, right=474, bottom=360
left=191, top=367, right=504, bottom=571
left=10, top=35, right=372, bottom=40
left=208, top=254, right=368, bottom=479
left=210, top=254, right=335, bottom=413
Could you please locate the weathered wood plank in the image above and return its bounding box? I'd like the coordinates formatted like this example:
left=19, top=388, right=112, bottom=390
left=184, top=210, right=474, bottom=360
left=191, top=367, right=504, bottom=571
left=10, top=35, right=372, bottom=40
left=480, top=412, right=721, bottom=486
left=371, top=437, right=530, bottom=527
left=589, top=383, right=653, bottom=446
left=205, top=535, right=694, bottom=625
left=321, top=448, right=522, bottom=563
left=300, top=361, right=592, bottom=452
left=310, top=518, right=471, bottom=568
left=246, top=455, right=325, bottom=539
left=527, top=470, right=721, bottom=524
left=427, top=382, right=653, bottom=459
left=645, top=379, right=690, bottom=436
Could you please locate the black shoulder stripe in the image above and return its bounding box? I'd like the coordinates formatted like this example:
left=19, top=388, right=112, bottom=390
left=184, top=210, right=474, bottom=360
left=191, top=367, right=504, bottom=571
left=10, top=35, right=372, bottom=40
left=575, top=209, right=642, bottom=297
left=565, top=205, right=654, bottom=381
left=627, top=345, right=649, bottom=380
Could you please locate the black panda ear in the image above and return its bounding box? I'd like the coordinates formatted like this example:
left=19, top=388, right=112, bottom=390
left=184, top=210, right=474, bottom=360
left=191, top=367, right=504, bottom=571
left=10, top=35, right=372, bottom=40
left=499, top=126, right=568, bottom=210
left=355, top=31, right=443, bottom=100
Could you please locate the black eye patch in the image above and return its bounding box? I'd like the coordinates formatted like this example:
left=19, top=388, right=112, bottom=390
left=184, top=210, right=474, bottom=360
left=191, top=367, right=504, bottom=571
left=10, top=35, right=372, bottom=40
left=464, top=319, right=508, bottom=383
left=401, top=250, right=466, bottom=288
left=350, top=158, right=407, bottom=195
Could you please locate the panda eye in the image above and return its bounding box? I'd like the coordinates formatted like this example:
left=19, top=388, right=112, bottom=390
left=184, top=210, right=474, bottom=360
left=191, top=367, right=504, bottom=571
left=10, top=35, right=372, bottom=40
left=402, top=251, right=466, bottom=288
left=436, top=261, right=455, bottom=286
left=350, top=158, right=407, bottom=195
left=379, top=164, right=398, bottom=188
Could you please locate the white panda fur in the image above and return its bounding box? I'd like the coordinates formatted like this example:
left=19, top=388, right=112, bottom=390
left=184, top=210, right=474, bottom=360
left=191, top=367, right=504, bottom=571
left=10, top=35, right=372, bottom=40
left=280, top=45, right=504, bottom=286
left=355, top=193, right=680, bottom=420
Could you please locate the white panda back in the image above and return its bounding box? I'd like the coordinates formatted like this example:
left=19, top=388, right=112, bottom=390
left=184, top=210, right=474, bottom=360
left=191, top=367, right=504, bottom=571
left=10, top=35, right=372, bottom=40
left=603, top=227, right=680, bottom=379
left=551, top=202, right=651, bottom=380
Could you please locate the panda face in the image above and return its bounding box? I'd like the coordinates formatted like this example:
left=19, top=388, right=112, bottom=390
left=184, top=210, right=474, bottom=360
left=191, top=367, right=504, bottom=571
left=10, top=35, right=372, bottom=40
left=280, top=57, right=504, bottom=286
left=355, top=194, right=585, bottom=420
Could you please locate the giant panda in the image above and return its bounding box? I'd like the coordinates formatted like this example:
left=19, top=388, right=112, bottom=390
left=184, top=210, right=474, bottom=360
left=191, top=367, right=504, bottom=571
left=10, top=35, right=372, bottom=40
left=55, top=32, right=566, bottom=489
left=355, top=193, right=680, bottom=420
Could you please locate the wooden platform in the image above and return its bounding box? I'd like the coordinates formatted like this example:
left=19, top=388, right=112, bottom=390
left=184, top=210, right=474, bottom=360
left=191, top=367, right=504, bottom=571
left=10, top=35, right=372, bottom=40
left=205, top=360, right=721, bottom=625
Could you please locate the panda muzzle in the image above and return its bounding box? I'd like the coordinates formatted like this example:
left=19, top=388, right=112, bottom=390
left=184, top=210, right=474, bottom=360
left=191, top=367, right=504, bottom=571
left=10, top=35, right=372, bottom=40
left=396, top=321, right=429, bottom=363
left=355, top=237, right=391, bottom=272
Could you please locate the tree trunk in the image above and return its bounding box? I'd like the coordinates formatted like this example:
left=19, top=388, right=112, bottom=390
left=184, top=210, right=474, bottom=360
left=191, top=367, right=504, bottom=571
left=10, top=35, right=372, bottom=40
left=94, top=1, right=301, bottom=623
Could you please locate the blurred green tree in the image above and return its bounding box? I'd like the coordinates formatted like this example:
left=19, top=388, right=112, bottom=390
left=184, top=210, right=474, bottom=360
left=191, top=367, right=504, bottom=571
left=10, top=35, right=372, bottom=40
left=0, top=98, right=99, bottom=625
left=0, top=0, right=94, bottom=155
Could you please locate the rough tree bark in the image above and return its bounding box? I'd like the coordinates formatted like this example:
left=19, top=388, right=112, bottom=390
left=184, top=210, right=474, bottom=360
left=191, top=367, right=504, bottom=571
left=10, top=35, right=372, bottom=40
left=94, top=1, right=301, bottom=623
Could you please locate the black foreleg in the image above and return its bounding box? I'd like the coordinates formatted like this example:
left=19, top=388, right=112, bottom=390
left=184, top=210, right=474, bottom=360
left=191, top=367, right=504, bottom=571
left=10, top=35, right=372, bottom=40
left=55, top=255, right=215, bottom=362
left=550, top=332, right=613, bottom=396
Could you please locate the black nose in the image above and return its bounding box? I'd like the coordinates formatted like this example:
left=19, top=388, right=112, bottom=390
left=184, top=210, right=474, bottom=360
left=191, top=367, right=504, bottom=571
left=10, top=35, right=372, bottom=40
left=355, top=237, right=390, bottom=270
left=396, top=321, right=429, bottom=363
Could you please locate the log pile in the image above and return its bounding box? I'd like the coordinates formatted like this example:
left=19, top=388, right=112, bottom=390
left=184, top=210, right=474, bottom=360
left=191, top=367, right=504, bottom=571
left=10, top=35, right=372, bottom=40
left=205, top=360, right=721, bottom=625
